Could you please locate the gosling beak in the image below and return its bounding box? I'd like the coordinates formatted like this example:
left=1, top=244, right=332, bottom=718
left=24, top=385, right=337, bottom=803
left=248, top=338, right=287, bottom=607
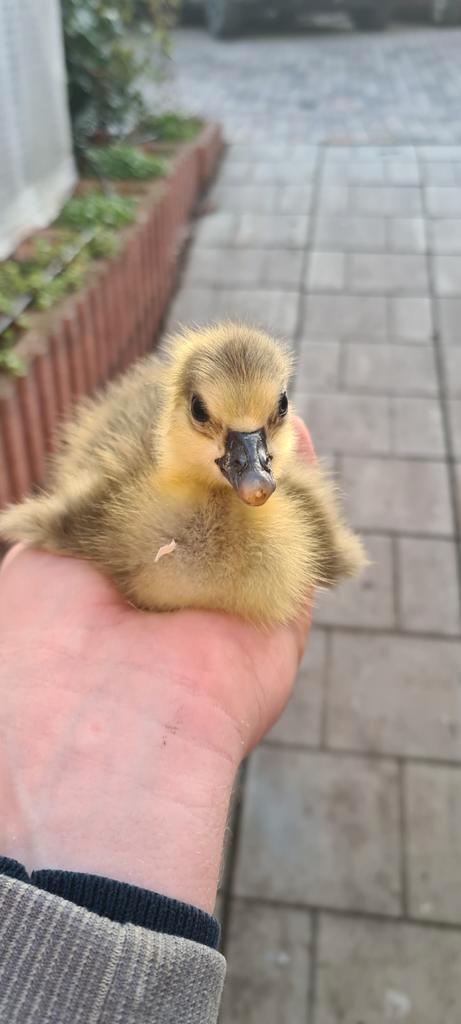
left=216, top=429, right=276, bottom=507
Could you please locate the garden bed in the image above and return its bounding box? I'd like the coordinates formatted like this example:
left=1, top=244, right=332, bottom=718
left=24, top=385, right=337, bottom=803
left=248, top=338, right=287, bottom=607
left=0, top=122, right=224, bottom=508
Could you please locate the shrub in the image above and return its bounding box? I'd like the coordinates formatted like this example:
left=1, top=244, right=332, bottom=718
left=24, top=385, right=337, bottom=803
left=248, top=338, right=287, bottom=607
left=86, top=144, right=167, bottom=180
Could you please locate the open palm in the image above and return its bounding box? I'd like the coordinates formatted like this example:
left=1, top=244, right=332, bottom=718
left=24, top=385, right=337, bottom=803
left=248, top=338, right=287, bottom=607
left=0, top=419, right=313, bottom=911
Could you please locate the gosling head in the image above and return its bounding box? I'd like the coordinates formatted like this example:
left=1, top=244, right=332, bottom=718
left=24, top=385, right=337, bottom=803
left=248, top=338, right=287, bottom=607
left=162, top=323, right=295, bottom=507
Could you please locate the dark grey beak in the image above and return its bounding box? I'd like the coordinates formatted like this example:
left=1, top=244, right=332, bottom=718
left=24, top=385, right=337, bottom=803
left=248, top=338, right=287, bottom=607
left=216, top=429, right=276, bottom=507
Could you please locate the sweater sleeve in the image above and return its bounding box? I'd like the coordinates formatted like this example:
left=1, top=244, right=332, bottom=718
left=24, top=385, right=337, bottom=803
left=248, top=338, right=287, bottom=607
left=0, top=874, right=226, bottom=1024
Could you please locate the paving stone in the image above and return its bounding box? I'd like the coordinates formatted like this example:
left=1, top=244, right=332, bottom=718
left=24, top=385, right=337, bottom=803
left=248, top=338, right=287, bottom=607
left=390, top=397, right=445, bottom=457
left=168, top=286, right=222, bottom=330
left=213, top=289, right=299, bottom=336
left=437, top=297, right=461, bottom=344
left=169, top=287, right=299, bottom=336
left=252, top=161, right=317, bottom=184
left=210, top=183, right=313, bottom=214
left=318, top=186, right=422, bottom=217
left=343, top=343, right=438, bottom=396
left=434, top=255, right=461, bottom=296
left=314, top=215, right=386, bottom=252
left=398, top=538, right=461, bottom=636
left=268, top=630, right=326, bottom=747
left=441, top=347, right=461, bottom=396
left=194, top=210, right=309, bottom=248
left=315, top=914, right=461, bottom=1024
left=234, top=747, right=401, bottom=914
left=386, top=217, right=427, bottom=253
left=419, top=146, right=461, bottom=161
left=220, top=901, right=312, bottom=1024
left=225, top=144, right=318, bottom=164
left=422, top=161, right=460, bottom=185
left=406, top=764, right=461, bottom=923
left=429, top=218, right=461, bottom=254
left=295, top=342, right=341, bottom=393
left=296, top=393, right=391, bottom=455
left=350, top=186, right=422, bottom=216
left=326, top=146, right=416, bottom=162
left=455, top=463, right=461, bottom=526
left=340, top=457, right=453, bottom=534
left=183, top=247, right=303, bottom=289
left=303, top=295, right=387, bottom=339
left=306, top=252, right=346, bottom=291
left=388, top=296, right=433, bottom=342
left=313, top=534, right=395, bottom=629
left=448, top=400, right=461, bottom=457
left=194, top=211, right=238, bottom=246
left=425, top=186, right=461, bottom=216
left=327, top=633, right=461, bottom=758
left=323, top=159, right=421, bottom=186
left=235, top=213, right=309, bottom=248
left=347, top=254, right=429, bottom=295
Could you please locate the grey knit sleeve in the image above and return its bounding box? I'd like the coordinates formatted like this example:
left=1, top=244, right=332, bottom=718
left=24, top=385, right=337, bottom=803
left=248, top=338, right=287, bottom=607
left=0, top=875, right=226, bottom=1024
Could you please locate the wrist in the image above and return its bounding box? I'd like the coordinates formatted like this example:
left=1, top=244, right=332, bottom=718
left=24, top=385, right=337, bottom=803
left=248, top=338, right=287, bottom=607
left=0, top=646, right=242, bottom=914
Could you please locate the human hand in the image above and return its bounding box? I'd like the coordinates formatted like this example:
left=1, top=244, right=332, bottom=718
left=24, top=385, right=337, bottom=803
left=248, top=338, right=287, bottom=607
left=0, top=419, right=313, bottom=913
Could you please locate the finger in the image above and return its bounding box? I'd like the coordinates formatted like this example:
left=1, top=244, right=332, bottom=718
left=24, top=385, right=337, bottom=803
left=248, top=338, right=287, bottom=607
left=292, top=415, right=316, bottom=463
left=0, top=542, right=26, bottom=575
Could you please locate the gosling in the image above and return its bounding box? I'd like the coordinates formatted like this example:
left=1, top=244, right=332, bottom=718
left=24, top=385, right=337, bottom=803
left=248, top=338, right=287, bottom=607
left=0, top=323, right=366, bottom=625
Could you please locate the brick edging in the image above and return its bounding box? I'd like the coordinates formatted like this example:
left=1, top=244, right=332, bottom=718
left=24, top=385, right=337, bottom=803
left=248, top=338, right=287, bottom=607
left=0, top=123, right=224, bottom=507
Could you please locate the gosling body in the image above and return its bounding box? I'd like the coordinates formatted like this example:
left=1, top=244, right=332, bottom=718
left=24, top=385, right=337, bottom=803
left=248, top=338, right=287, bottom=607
left=0, top=324, right=366, bottom=625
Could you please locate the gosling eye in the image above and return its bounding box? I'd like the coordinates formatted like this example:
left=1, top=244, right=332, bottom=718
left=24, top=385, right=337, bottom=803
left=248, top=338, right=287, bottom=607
left=191, top=394, right=209, bottom=424
left=278, top=392, right=288, bottom=418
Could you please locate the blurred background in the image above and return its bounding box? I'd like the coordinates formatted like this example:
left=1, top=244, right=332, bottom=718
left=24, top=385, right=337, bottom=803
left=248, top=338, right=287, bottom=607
left=1, top=2, right=461, bottom=1021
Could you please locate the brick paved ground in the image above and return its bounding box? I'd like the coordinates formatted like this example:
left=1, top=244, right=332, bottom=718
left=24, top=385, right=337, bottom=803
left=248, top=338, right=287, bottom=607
left=161, top=20, right=461, bottom=1023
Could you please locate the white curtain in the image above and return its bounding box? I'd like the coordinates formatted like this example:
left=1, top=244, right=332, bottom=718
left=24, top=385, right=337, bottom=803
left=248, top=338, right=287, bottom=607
left=0, top=0, right=76, bottom=259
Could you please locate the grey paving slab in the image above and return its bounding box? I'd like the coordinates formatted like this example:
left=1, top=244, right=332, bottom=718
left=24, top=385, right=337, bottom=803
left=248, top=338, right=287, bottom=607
left=315, top=914, right=461, bottom=1024
left=425, top=186, right=461, bottom=216
left=340, top=457, right=453, bottom=534
left=441, top=346, right=461, bottom=396
left=220, top=901, right=312, bottom=1024
left=313, top=534, right=395, bottom=630
left=343, top=343, right=438, bottom=396
left=386, top=217, right=427, bottom=253
left=398, top=537, right=461, bottom=636
left=303, top=294, right=387, bottom=339
left=306, top=252, right=346, bottom=292
left=422, top=161, right=461, bottom=185
left=430, top=218, right=461, bottom=254
left=437, top=297, right=461, bottom=344
left=327, top=634, right=461, bottom=759
left=322, top=160, right=421, bottom=186
left=193, top=210, right=310, bottom=248
left=406, top=763, right=461, bottom=924
left=455, top=463, right=461, bottom=525
left=296, top=393, right=391, bottom=456
left=183, top=246, right=304, bottom=289
left=210, top=183, right=313, bottom=213
left=267, top=629, right=326, bottom=747
left=318, top=185, right=422, bottom=217
left=347, top=253, right=429, bottom=295
left=169, top=286, right=299, bottom=336
left=388, top=296, right=433, bottom=342
left=235, top=213, right=309, bottom=248
left=294, top=342, right=341, bottom=393
left=313, top=215, right=386, bottom=252
left=448, top=399, right=461, bottom=457
left=434, top=255, right=461, bottom=296
left=419, top=146, right=461, bottom=161
left=390, top=397, right=445, bottom=457
left=234, top=747, right=401, bottom=915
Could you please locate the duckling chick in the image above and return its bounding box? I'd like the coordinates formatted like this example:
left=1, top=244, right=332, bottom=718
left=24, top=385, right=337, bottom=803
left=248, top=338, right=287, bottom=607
left=0, top=323, right=366, bottom=625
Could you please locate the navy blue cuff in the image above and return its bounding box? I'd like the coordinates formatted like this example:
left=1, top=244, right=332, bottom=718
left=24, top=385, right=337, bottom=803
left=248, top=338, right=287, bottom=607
left=0, top=857, right=219, bottom=949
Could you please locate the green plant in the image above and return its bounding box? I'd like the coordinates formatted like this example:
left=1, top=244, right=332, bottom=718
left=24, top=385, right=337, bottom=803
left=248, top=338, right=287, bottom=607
left=139, top=112, right=201, bottom=142
left=57, top=191, right=137, bottom=231
left=87, top=144, right=166, bottom=180
left=60, top=0, right=179, bottom=152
